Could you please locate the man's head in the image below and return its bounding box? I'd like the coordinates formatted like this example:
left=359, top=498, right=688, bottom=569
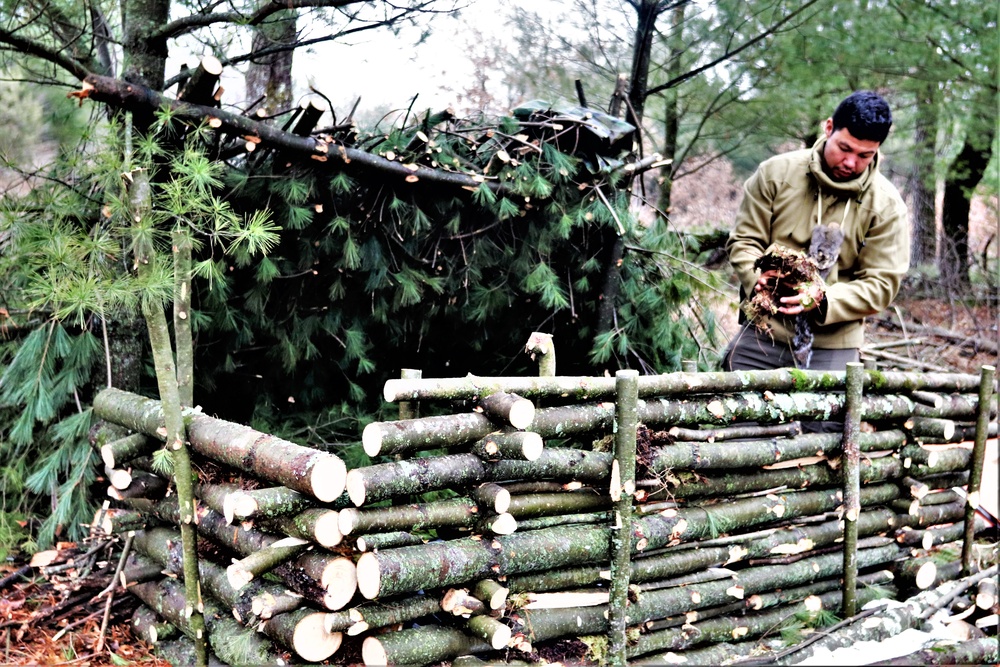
left=821, top=91, right=892, bottom=182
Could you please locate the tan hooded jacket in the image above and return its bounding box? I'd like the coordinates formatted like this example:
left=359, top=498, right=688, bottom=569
left=726, top=137, right=910, bottom=349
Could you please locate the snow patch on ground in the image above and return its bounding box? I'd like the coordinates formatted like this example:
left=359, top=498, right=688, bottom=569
left=795, top=618, right=957, bottom=665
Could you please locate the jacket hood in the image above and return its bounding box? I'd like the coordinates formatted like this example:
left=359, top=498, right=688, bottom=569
left=808, top=137, right=879, bottom=199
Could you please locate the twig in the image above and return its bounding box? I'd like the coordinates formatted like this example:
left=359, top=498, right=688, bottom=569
left=0, top=565, right=32, bottom=591
left=731, top=606, right=881, bottom=666
left=94, top=533, right=135, bottom=654
left=51, top=609, right=103, bottom=641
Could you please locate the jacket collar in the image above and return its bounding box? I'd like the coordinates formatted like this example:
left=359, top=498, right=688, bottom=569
left=808, top=137, right=878, bottom=198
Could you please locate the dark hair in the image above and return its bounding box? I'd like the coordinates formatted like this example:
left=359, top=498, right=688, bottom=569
left=831, top=91, right=892, bottom=143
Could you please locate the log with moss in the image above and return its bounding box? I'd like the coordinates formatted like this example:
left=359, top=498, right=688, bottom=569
left=362, top=625, right=494, bottom=666
left=127, top=496, right=357, bottom=611
left=667, top=421, right=802, bottom=442
left=346, top=593, right=443, bottom=636
left=130, top=578, right=285, bottom=665
left=470, top=431, right=544, bottom=462
left=507, top=543, right=901, bottom=644
left=227, top=537, right=311, bottom=591
left=646, top=429, right=905, bottom=472
left=259, top=608, right=343, bottom=663
left=132, top=528, right=270, bottom=623
left=380, top=370, right=983, bottom=403
left=362, top=392, right=918, bottom=458
left=361, top=402, right=617, bottom=457
left=627, top=582, right=893, bottom=659
left=648, top=455, right=910, bottom=501
left=94, top=387, right=347, bottom=502
left=132, top=605, right=178, bottom=644
left=356, top=531, right=424, bottom=552
left=101, top=432, right=159, bottom=468
left=478, top=391, right=535, bottom=430
left=346, top=448, right=613, bottom=506
left=339, top=497, right=504, bottom=536
left=132, top=530, right=340, bottom=659
left=356, top=484, right=901, bottom=599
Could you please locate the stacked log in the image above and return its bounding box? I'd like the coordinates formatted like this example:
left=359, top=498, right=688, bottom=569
left=91, top=366, right=997, bottom=665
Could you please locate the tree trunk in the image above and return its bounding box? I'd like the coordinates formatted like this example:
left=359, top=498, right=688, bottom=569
left=657, top=3, right=686, bottom=215
left=126, top=166, right=206, bottom=665
left=908, top=82, right=939, bottom=266
left=938, top=89, right=996, bottom=288
left=244, top=4, right=297, bottom=111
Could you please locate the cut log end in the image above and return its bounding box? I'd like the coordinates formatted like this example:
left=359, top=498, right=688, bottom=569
left=291, top=612, right=342, bottom=662
left=227, top=563, right=254, bottom=591
left=493, top=488, right=511, bottom=514
left=201, top=55, right=224, bottom=76
left=508, top=400, right=535, bottom=430
left=322, top=558, right=358, bottom=610
left=491, top=513, right=517, bottom=535
left=356, top=553, right=380, bottom=599
left=361, top=423, right=384, bottom=457
left=338, top=508, right=361, bottom=536
left=915, top=561, right=938, bottom=590
left=100, top=444, right=116, bottom=468
left=521, top=432, right=544, bottom=461
left=311, top=455, right=347, bottom=502
left=362, top=636, right=388, bottom=667
left=228, top=492, right=259, bottom=520
left=314, top=510, right=343, bottom=548
left=346, top=470, right=367, bottom=507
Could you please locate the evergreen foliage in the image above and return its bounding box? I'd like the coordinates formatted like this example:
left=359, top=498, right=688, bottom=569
left=0, top=96, right=721, bottom=548
left=197, top=103, right=720, bottom=434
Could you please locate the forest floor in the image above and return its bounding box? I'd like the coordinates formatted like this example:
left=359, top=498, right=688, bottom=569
left=0, top=292, right=997, bottom=666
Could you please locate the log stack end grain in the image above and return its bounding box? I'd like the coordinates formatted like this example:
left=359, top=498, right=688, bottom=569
left=311, top=454, right=348, bottom=502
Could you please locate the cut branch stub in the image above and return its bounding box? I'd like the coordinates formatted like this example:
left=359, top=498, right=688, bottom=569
left=478, top=392, right=536, bottom=430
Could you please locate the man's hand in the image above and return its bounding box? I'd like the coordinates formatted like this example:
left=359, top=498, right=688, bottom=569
left=754, top=270, right=824, bottom=316
left=778, top=283, right=825, bottom=316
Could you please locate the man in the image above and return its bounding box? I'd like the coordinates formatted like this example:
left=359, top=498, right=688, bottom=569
left=723, top=90, right=909, bottom=375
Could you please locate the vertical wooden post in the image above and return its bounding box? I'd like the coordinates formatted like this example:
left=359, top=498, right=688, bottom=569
left=608, top=369, right=638, bottom=666
left=841, top=362, right=864, bottom=617
left=962, top=365, right=995, bottom=575
left=524, top=332, right=556, bottom=377
left=681, top=359, right=698, bottom=373
left=398, top=369, right=422, bottom=421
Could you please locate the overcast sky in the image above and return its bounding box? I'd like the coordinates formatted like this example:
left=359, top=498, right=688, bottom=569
left=293, top=0, right=514, bottom=114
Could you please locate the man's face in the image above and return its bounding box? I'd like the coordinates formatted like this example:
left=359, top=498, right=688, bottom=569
left=822, top=119, right=880, bottom=181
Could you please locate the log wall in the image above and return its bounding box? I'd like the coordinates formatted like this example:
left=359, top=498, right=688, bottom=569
left=92, top=365, right=999, bottom=665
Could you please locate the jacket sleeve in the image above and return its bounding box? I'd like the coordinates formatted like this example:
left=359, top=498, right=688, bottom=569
left=817, top=193, right=910, bottom=326
left=726, top=167, right=774, bottom=296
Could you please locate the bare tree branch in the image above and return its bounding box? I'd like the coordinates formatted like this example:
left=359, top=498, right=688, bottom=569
left=645, top=0, right=824, bottom=98
left=73, top=72, right=507, bottom=192
left=150, top=0, right=415, bottom=41
left=0, top=27, right=91, bottom=80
